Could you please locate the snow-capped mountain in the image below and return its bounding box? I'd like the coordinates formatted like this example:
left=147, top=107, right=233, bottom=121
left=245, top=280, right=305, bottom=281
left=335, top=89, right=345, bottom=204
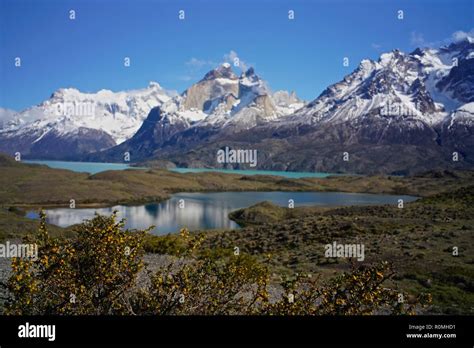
left=253, top=37, right=474, bottom=173
left=284, top=39, right=473, bottom=129
left=0, top=82, right=174, bottom=159
left=157, top=63, right=303, bottom=130
left=92, top=64, right=304, bottom=162
left=0, top=108, right=17, bottom=129
left=0, top=62, right=303, bottom=161
left=109, top=38, right=473, bottom=174
left=1, top=37, right=472, bottom=174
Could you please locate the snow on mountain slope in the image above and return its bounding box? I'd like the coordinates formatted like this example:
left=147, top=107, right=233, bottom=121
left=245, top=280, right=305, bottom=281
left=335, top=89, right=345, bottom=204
left=3, top=37, right=472, bottom=171
left=444, top=102, right=474, bottom=129
left=0, top=108, right=17, bottom=129
left=272, top=90, right=306, bottom=115
left=93, top=64, right=306, bottom=162
left=89, top=36, right=474, bottom=175
left=152, top=64, right=304, bottom=131
left=1, top=62, right=303, bottom=161
left=283, top=37, right=473, bottom=130
left=1, top=82, right=174, bottom=145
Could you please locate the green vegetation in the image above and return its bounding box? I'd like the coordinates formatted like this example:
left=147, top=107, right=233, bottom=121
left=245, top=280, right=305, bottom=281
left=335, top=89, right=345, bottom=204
left=2, top=213, right=429, bottom=315
left=198, top=186, right=473, bottom=314
left=229, top=201, right=324, bottom=226
left=0, top=153, right=472, bottom=314
left=4, top=212, right=147, bottom=314
left=0, top=207, right=74, bottom=242
left=1, top=154, right=473, bottom=209
left=141, top=186, right=473, bottom=314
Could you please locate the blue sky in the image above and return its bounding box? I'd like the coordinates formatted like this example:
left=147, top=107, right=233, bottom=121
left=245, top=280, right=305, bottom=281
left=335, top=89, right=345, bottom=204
left=0, top=0, right=472, bottom=110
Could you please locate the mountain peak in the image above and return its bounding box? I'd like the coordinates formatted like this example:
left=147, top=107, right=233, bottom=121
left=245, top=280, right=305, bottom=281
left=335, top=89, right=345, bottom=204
left=443, top=36, right=474, bottom=53
left=240, top=67, right=265, bottom=90
left=244, top=67, right=256, bottom=77
left=378, top=49, right=406, bottom=66
left=410, top=47, right=425, bottom=56
left=202, top=63, right=238, bottom=81
left=50, top=87, right=81, bottom=100
left=148, top=81, right=162, bottom=89
left=454, top=34, right=474, bottom=44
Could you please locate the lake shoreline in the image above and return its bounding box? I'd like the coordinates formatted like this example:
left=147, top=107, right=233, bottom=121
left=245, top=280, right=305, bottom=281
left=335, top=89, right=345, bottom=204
left=12, top=186, right=420, bottom=210
left=26, top=191, right=419, bottom=235
left=6, top=158, right=472, bottom=207
left=24, top=159, right=339, bottom=179
left=2, top=154, right=473, bottom=239
left=1, top=156, right=473, bottom=314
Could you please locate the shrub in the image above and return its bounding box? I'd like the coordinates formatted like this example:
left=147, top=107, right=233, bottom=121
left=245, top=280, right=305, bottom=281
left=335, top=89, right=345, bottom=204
left=5, top=211, right=147, bottom=314
left=4, top=213, right=430, bottom=315
left=262, top=263, right=431, bottom=315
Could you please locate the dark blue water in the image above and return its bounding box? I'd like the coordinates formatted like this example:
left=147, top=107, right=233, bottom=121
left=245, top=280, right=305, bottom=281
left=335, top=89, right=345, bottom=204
left=27, top=191, right=417, bottom=235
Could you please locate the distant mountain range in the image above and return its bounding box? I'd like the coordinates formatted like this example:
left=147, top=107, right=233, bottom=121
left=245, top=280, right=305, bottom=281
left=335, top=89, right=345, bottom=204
left=89, top=63, right=305, bottom=165
left=0, top=83, right=174, bottom=159
left=1, top=38, right=473, bottom=174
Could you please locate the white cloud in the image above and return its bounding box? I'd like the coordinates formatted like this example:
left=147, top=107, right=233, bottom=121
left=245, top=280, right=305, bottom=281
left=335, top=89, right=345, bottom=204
left=185, top=57, right=216, bottom=69
left=371, top=43, right=382, bottom=50
left=177, top=75, right=193, bottom=82
left=410, top=31, right=426, bottom=46
left=409, top=28, right=474, bottom=49
left=180, top=51, right=254, bottom=83
left=223, top=50, right=249, bottom=72
left=451, top=28, right=474, bottom=42
left=180, top=57, right=217, bottom=83
left=0, top=107, right=17, bottom=128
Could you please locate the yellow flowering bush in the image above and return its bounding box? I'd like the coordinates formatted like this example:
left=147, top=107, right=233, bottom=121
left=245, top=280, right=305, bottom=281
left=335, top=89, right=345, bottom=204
left=132, top=248, right=269, bottom=315
left=4, top=213, right=430, bottom=315
left=5, top=211, right=146, bottom=314
left=261, top=263, right=431, bottom=315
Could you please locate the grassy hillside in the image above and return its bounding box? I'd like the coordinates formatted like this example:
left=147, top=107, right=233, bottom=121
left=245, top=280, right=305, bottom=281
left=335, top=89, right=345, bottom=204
left=1, top=154, right=473, bottom=208
left=0, top=153, right=472, bottom=314
left=0, top=207, right=75, bottom=242
left=197, top=186, right=474, bottom=314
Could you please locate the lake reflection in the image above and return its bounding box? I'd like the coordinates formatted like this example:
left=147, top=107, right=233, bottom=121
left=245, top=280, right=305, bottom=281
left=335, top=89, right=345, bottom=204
left=27, top=191, right=417, bottom=235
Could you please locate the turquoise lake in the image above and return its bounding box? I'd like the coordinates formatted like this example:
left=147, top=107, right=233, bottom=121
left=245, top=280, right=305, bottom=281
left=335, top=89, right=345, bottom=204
left=24, top=160, right=333, bottom=178
left=23, top=160, right=416, bottom=235
left=24, top=160, right=140, bottom=175
left=170, top=167, right=333, bottom=178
